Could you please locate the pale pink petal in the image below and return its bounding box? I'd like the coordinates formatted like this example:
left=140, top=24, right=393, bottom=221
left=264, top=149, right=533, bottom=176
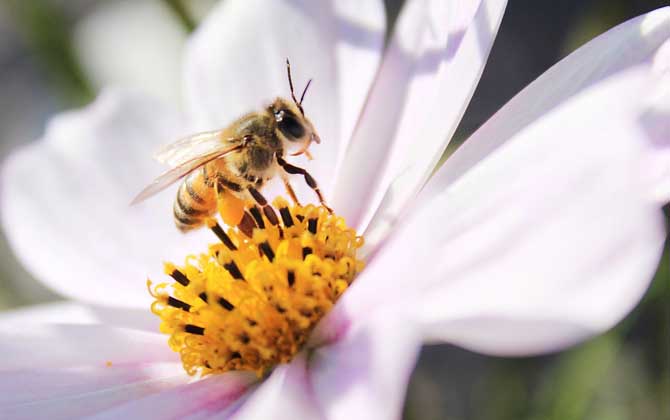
left=426, top=7, right=670, bottom=199
left=183, top=0, right=386, bottom=202
left=0, top=324, right=177, bottom=370
left=0, top=302, right=100, bottom=327
left=639, top=39, right=670, bottom=201
left=0, top=302, right=158, bottom=332
left=309, top=309, right=422, bottom=420
left=333, top=0, right=507, bottom=233
left=339, top=67, right=667, bottom=356
left=230, top=355, right=321, bottom=419
left=1, top=89, right=212, bottom=308
left=1, top=363, right=187, bottom=420
left=87, top=373, right=256, bottom=420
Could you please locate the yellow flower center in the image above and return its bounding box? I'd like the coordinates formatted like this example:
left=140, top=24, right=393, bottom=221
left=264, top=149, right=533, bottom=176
left=148, top=197, right=364, bottom=377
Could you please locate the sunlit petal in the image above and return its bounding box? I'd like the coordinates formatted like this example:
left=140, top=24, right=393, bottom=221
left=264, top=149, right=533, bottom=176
left=88, top=373, right=256, bottom=420
left=310, top=310, right=421, bottom=420
left=1, top=363, right=187, bottom=420
left=334, top=0, right=507, bottom=235
left=1, top=90, right=211, bottom=307
left=231, top=355, right=321, bottom=419
left=340, top=68, right=666, bottom=355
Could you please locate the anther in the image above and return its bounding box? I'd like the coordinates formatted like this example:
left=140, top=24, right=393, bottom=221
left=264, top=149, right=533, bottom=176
left=307, top=218, right=317, bottom=234
left=167, top=296, right=191, bottom=312
left=287, top=270, right=296, bottom=287
left=279, top=207, right=294, bottom=227
left=199, top=292, right=209, bottom=303
left=259, top=241, right=275, bottom=261
left=218, top=297, right=235, bottom=311
left=184, top=324, right=205, bottom=335
left=223, top=260, right=244, bottom=281
left=211, top=222, right=238, bottom=251
left=302, top=247, right=313, bottom=259
left=170, top=269, right=190, bottom=286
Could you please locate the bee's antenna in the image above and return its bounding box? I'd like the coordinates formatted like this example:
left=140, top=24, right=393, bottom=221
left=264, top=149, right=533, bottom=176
left=286, top=58, right=305, bottom=115
left=299, top=79, right=312, bottom=106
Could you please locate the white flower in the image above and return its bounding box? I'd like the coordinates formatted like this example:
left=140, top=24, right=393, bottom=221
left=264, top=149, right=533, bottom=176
left=1, top=1, right=668, bottom=419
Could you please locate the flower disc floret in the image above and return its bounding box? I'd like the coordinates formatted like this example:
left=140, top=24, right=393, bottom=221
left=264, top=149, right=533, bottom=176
left=149, top=197, right=364, bottom=376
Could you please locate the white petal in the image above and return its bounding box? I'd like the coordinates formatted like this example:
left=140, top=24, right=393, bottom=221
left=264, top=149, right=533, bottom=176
left=1, top=90, right=212, bottom=307
left=73, top=1, right=187, bottom=105
left=183, top=0, right=385, bottom=202
left=426, top=6, right=670, bottom=199
left=87, top=373, right=256, bottom=420
left=231, top=355, right=321, bottom=420
left=0, top=302, right=161, bottom=333
left=0, top=324, right=177, bottom=370
left=0, top=302, right=100, bottom=327
left=1, top=363, right=187, bottom=420
left=310, top=310, right=421, bottom=420
left=639, top=39, right=670, bottom=201
left=341, top=67, right=667, bottom=356
left=333, top=0, right=507, bottom=233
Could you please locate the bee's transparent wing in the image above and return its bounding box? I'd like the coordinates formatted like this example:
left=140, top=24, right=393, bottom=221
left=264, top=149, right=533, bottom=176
left=131, top=144, right=244, bottom=205
left=154, top=129, right=233, bottom=167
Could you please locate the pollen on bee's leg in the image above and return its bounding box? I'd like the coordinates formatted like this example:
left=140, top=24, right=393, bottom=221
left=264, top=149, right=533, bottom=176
left=149, top=197, right=365, bottom=377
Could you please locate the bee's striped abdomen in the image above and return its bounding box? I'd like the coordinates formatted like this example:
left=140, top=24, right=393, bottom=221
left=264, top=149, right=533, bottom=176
left=174, top=168, right=216, bottom=231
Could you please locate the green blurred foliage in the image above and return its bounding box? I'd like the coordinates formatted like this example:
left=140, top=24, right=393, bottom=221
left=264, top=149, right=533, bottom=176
left=3, top=0, right=94, bottom=105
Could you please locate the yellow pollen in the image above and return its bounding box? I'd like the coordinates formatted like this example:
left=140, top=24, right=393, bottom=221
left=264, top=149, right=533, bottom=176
left=148, top=197, right=364, bottom=377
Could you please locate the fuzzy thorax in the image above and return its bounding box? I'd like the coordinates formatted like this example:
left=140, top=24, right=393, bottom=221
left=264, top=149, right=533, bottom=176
left=148, top=197, right=364, bottom=377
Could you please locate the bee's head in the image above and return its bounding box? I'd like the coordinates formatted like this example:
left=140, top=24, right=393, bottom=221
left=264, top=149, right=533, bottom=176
left=271, top=97, right=320, bottom=159
left=271, top=59, right=320, bottom=159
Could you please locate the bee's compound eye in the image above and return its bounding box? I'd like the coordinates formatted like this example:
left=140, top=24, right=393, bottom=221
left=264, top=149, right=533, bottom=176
left=278, top=115, right=306, bottom=140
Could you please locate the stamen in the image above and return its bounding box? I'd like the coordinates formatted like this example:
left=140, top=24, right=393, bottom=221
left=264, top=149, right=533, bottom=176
left=149, top=197, right=364, bottom=377
left=167, top=296, right=191, bottom=312
left=184, top=324, right=205, bottom=335
left=209, top=221, right=237, bottom=251
left=259, top=241, right=275, bottom=261
left=223, top=260, right=244, bottom=281
left=218, top=297, right=235, bottom=311
left=279, top=207, right=294, bottom=227
left=287, top=270, right=295, bottom=287
left=307, top=218, right=317, bottom=234
left=169, top=267, right=190, bottom=286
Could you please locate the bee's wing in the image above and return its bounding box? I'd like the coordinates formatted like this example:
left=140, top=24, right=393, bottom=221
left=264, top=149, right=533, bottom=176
left=131, top=143, right=244, bottom=205
left=154, top=129, right=234, bottom=167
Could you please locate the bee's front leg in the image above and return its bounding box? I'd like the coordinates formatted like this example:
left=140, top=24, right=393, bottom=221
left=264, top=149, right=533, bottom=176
left=282, top=175, right=302, bottom=207
left=276, top=155, right=333, bottom=213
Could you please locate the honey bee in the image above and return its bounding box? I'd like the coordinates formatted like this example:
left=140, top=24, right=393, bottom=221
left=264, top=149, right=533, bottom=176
left=132, top=60, right=331, bottom=235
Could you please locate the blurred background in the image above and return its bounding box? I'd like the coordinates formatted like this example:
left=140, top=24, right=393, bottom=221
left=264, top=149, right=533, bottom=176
left=0, top=0, right=668, bottom=419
